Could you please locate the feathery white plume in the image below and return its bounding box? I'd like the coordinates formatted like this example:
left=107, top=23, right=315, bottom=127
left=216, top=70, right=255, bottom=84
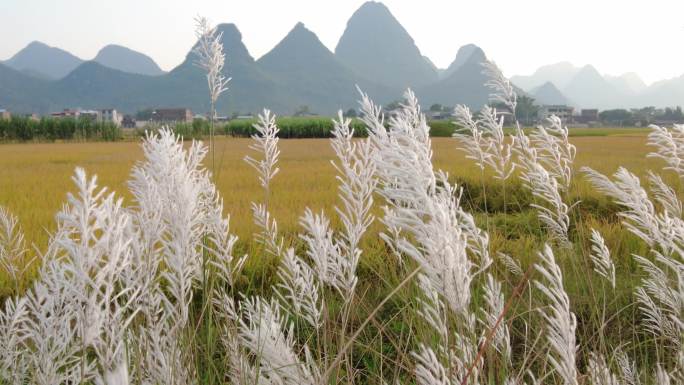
left=0, top=296, right=29, bottom=383
left=534, top=244, right=578, bottom=385
left=589, top=229, right=616, bottom=288
left=330, top=110, right=377, bottom=301
left=238, top=297, right=320, bottom=385
left=587, top=353, right=621, bottom=385
left=648, top=171, right=682, bottom=218
left=244, top=109, right=281, bottom=194
left=276, top=247, right=323, bottom=329
left=0, top=206, right=26, bottom=283
left=453, top=104, right=515, bottom=180
left=193, top=16, right=230, bottom=107
left=647, top=124, right=684, bottom=179
left=582, top=167, right=663, bottom=247
left=483, top=60, right=517, bottom=114
left=481, top=274, right=512, bottom=361
left=531, top=116, right=576, bottom=190
left=517, top=129, right=571, bottom=246
left=299, top=208, right=357, bottom=299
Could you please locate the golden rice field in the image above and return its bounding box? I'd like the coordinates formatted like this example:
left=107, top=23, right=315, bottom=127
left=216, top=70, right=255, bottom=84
left=0, top=130, right=666, bottom=249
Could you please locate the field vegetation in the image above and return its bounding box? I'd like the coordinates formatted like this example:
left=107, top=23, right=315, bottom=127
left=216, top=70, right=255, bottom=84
left=0, top=116, right=122, bottom=142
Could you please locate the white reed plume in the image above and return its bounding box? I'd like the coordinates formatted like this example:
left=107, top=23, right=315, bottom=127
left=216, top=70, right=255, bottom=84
left=207, top=211, right=246, bottom=287
left=251, top=202, right=283, bottom=257
left=453, top=104, right=515, bottom=180
left=0, top=296, right=29, bottom=384
left=589, top=229, right=616, bottom=288
left=531, top=116, right=576, bottom=190
left=534, top=244, right=578, bottom=385
left=238, top=296, right=320, bottom=385
left=359, top=89, right=489, bottom=314
left=245, top=110, right=283, bottom=259
left=193, top=16, right=230, bottom=111
left=647, top=124, right=684, bottom=178
left=483, top=60, right=517, bottom=114
left=453, top=104, right=491, bottom=172
left=614, top=348, right=640, bottom=385
left=477, top=104, right=516, bottom=180
left=130, top=128, right=216, bottom=311
left=584, top=168, right=684, bottom=355
left=412, top=345, right=450, bottom=385
left=23, top=261, right=85, bottom=385
left=587, top=353, right=621, bottom=385
left=0, top=206, right=27, bottom=284
left=498, top=252, right=523, bottom=276
left=136, top=292, right=197, bottom=385
left=276, top=247, right=323, bottom=329
left=516, top=126, right=572, bottom=246
left=648, top=171, right=683, bottom=218
left=51, top=167, right=142, bottom=384
left=413, top=274, right=480, bottom=385
left=212, top=292, right=258, bottom=385
left=299, top=208, right=357, bottom=299
left=451, top=181, right=491, bottom=267
left=0, top=207, right=26, bottom=281
left=582, top=167, right=660, bottom=247
left=330, top=111, right=377, bottom=300
left=244, top=109, right=281, bottom=196
left=360, top=90, right=487, bottom=384
left=632, top=254, right=683, bottom=350
left=415, top=274, right=449, bottom=343
left=481, top=274, right=512, bottom=361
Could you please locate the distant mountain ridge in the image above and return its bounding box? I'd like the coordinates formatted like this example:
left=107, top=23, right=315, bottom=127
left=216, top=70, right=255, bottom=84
left=4, top=41, right=84, bottom=80
left=531, top=82, right=571, bottom=106
left=510, top=62, right=684, bottom=109
left=2, top=1, right=684, bottom=115
left=94, top=44, right=165, bottom=76
left=417, top=45, right=491, bottom=108
left=335, top=1, right=438, bottom=89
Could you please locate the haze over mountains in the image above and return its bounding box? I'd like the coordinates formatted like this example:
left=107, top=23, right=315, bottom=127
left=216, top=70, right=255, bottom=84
left=511, top=62, right=681, bottom=109
left=1, top=1, right=683, bottom=115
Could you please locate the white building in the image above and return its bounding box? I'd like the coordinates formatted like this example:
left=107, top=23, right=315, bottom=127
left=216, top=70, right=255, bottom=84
left=538, top=105, right=574, bottom=123
left=100, top=109, right=123, bottom=127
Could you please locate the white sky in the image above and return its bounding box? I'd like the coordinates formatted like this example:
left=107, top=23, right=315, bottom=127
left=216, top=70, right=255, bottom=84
left=1, top=0, right=683, bottom=84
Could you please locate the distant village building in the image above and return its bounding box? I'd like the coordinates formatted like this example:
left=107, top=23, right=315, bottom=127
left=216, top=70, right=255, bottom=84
left=150, top=108, right=193, bottom=123
left=0, top=109, right=10, bottom=120
left=538, top=105, right=574, bottom=123
left=100, top=109, right=123, bottom=127
left=122, top=115, right=136, bottom=129
left=576, top=109, right=599, bottom=124
left=426, top=110, right=453, bottom=120
left=51, top=109, right=81, bottom=118
left=80, top=110, right=101, bottom=121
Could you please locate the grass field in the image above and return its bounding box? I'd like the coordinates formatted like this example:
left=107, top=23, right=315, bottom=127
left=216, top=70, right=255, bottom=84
left=1, top=124, right=680, bottom=383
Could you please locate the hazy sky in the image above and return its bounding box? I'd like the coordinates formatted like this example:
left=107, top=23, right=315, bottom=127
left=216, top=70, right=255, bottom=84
left=1, top=0, right=683, bottom=84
